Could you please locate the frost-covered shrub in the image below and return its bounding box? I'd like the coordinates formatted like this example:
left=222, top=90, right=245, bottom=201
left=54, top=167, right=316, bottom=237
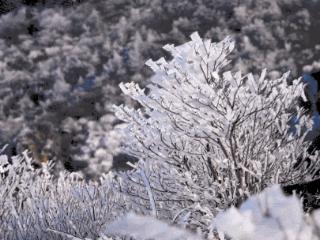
left=114, top=32, right=320, bottom=233
left=0, top=150, right=125, bottom=240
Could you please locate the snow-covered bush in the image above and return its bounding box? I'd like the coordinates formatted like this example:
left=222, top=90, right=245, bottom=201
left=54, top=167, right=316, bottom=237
left=213, top=185, right=320, bottom=240
left=0, top=149, right=125, bottom=240
left=114, top=32, right=320, bottom=233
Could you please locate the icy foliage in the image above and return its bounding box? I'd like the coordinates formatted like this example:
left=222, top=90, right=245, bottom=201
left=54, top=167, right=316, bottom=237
left=114, top=32, right=320, bottom=234
left=213, top=185, right=320, bottom=240
left=0, top=149, right=125, bottom=240
left=0, top=148, right=199, bottom=239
